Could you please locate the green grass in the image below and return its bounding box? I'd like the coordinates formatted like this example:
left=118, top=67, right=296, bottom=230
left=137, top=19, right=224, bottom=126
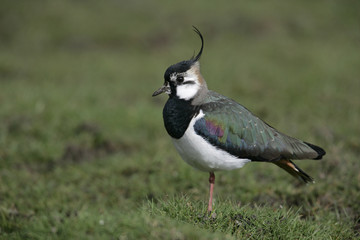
left=1, top=0, right=360, bottom=239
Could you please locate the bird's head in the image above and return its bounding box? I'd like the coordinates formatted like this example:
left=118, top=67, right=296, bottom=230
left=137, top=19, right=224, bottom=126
left=152, top=27, right=208, bottom=102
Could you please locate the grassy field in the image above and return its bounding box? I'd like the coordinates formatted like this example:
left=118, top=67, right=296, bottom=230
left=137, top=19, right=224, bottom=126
left=1, top=0, right=360, bottom=239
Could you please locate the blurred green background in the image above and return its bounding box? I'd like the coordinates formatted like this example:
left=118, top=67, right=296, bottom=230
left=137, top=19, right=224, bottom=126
left=1, top=0, right=360, bottom=239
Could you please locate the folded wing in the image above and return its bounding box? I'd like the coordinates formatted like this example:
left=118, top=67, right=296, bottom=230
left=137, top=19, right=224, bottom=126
left=194, top=91, right=325, bottom=162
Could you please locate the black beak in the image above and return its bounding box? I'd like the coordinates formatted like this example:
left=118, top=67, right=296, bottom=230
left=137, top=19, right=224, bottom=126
left=152, top=84, right=169, bottom=97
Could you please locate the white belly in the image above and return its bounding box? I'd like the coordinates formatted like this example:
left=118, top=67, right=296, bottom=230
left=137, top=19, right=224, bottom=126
left=172, top=111, right=251, bottom=172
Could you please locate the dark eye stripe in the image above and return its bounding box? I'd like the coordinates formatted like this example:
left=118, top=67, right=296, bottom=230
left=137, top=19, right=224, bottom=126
left=182, top=81, right=195, bottom=85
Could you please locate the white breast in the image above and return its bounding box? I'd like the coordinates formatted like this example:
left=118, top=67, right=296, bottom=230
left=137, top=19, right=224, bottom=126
left=172, top=110, right=251, bottom=172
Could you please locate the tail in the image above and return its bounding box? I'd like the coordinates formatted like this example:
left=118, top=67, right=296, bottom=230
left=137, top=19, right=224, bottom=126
left=273, top=159, right=314, bottom=183
left=304, top=142, right=326, bottom=160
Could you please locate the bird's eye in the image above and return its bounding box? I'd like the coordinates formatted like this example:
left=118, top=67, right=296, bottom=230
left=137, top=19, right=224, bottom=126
left=177, top=76, right=184, bottom=83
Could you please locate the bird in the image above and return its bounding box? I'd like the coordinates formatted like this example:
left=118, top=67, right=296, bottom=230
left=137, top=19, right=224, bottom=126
left=152, top=27, right=326, bottom=213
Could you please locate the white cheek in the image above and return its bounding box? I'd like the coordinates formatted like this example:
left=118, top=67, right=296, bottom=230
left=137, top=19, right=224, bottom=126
left=176, top=83, right=200, bottom=100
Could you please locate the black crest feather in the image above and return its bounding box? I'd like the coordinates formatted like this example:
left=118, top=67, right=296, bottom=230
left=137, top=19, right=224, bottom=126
left=192, top=26, right=204, bottom=62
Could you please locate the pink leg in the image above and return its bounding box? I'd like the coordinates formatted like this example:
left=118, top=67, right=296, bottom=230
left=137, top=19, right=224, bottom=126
left=207, top=172, right=215, bottom=213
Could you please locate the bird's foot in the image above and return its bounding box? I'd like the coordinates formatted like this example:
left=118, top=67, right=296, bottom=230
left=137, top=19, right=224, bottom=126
left=207, top=210, right=217, bottom=219
left=198, top=211, right=217, bottom=222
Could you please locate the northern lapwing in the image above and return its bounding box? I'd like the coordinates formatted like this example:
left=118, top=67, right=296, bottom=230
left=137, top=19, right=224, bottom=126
left=152, top=27, right=326, bottom=213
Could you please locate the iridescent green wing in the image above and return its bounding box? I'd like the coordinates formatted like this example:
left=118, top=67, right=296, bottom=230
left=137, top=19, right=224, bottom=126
left=194, top=91, right=322, bottom=161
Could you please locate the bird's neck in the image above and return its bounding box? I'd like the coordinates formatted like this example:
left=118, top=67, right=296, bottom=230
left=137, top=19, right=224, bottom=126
left=191, top=83, right=208, bottom=105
